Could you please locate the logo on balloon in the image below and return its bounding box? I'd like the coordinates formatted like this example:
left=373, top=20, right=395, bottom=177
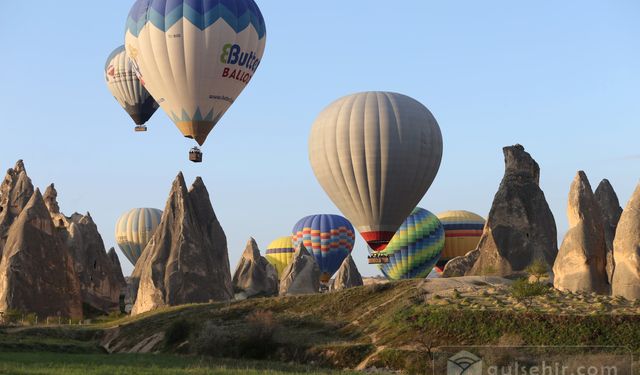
left=220, top=44, right=261, bottom=72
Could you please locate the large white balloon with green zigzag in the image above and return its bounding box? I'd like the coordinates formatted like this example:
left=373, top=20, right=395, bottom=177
left=125, top=0, right=266, bottom=146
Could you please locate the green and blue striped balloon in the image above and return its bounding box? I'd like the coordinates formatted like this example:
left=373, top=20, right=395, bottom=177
left=371, top=207, right=444, bottom=280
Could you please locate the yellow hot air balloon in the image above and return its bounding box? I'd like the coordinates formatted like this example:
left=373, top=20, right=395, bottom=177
left=309, top=92, right=443, bottom=252
left=265, top=237, right=295, bottom=277
left=436, top=210, right=485, bottom=269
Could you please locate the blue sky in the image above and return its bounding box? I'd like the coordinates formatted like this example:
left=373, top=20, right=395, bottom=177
left=1, top=1, right=638, bottom=276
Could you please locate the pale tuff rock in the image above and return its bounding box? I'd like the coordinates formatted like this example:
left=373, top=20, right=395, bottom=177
left=43, top=184, right=124, bottom=314
left=611, top=183, right=640, bottom=299
left=469, top=145, right=558, bottom=276
left=132, top=173, right=233, bottom=315
left=279, top=244, right=321, bottom=296
left=232, top=237, right=279, bottom=298
left=108, top=247, right=127, bottom=289
left=0, top=160, right=35, bottom=255
left=553, top=171, right=609, bottom=294
left=43, top=183, right=60, bottom=215
left=442, top=249, right=481, bottom=278
left=0, top=190, right=83, bottom=319
left=329, top=255, right=363, bottom=291
left=594, top=179, right=623, bottom=284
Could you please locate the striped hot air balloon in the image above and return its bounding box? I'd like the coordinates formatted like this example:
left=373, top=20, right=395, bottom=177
left=115, top=208, right=163, bottom=266
left=265, top=237, right=295, bottom=277
left=292, top=215, right=356, bottom=283
left=436, top=210, right=485, bottom=269
left=104, top=45, right=159, bottom=131
left=372, top=207, right=444, bottom=280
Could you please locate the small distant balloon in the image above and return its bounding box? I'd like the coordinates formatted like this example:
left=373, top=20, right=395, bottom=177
left=265, top=237, right=295, bottom=277
left=372, top=207, right=444, bottom=280
left=292, top=214, right=356, bottom=283
left=104, top=45, right=158, bottom=130
left=115, top=208, right=163, bottom=266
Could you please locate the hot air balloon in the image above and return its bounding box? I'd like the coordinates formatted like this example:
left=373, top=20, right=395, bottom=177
left=124, top=0, right=267, bottom=162
left=436, top=210, right=485, bottom=269
left=371, top=207, right=444, bottom=280
left=292, top=215, right=356, bottom=283
left=309, top=92, right=443, bottom=254
left=104, top=45, right=159, bottom=132
left=265, top=237, right=295, bottom=277
left=115, top=208, right=163, bottom=266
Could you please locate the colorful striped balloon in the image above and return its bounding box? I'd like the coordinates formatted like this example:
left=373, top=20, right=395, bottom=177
left=436, top=210, right=485, bottom=268
left=115, top=208, right=163, bottom=266
left=373, top=207, right=444, bottom=280
left=292, top=215, right=356, bottom=283
left=265, top=237, right=295, bottom=277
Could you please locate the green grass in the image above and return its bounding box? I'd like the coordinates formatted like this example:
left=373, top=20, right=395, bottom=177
left=0, top=352, right=358, bottom=375
left=4, top=279, right=640, bottom=373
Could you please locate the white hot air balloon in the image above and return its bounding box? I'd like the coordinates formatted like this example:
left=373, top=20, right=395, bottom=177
left=124, top=0, right=267, bottom=162
left=309, top=92, right=443, bottom=252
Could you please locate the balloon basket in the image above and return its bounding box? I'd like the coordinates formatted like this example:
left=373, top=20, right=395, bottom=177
left=134, top=125, right=148, bottom=132
left=189, top=147, right=203, bottom=163
left=368, top=255, right=390, bottom=265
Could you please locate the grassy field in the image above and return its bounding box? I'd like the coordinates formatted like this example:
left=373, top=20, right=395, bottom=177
left=3, top=279, right=640, bottom=373
left=0, top=353, right=359, bottom=375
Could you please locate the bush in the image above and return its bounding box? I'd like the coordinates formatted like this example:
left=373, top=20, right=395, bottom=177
left=511, top=278, right=550, bottom=302
left=240, top=310, right=278, bottom=359
left=194, top=321, right=235, bottom=357
left=164, top=319, right=191, bottom=347
left=526, top=259, right=549, bottom=282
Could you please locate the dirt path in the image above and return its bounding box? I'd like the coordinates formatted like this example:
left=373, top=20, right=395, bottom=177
left=351, top=282, right=425, bottom=370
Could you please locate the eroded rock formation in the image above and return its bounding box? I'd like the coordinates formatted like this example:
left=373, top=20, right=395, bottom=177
left=329, top=255, right=363, bottom=291
left=232, top=237, right=279, bottom=298
left=553, top=171, right=609, bottom=294
left=469, top=145, right=558, bottom=276
left=0, top=160, right=34, bottom=255
left=611, top=183, right=640, bottom=299
left=594, top=179, right=623, bottom=283
left=0, top=190, right=83, bottom=319
left=279, top=244, right=320, bottom=296
left=43, top=184, right=123, bottom=314
left=132, top=173, right=233, bottom=315
left=442, top=249, right=481, bottom=278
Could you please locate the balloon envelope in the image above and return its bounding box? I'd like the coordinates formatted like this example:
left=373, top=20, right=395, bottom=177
left=115, top=208, right=163, bottom=266
left=372, top=207, right=444, bottom=280
left=124, top=0, right=267, bottom=145
left=309, top=92, right=443, bottom=251
left=105, top=45, right=158, bottom=126
left=436, top=210, right=485, bottom=268
left=265, top=236, right=295, bottom=277
left=292, top=214, right=356, bottom=282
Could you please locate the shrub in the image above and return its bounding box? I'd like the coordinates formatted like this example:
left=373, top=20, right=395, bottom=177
left=240, top=310, right=278, bottom=359
left=526, top=259, right=549, bottom=283
left=164, top=318, right=191, bottom=347
left=1, top=310, right=24, bottom=325
left=510, top=278, right=550, bottom=308
left=194, top=321, right=235, bottom=357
